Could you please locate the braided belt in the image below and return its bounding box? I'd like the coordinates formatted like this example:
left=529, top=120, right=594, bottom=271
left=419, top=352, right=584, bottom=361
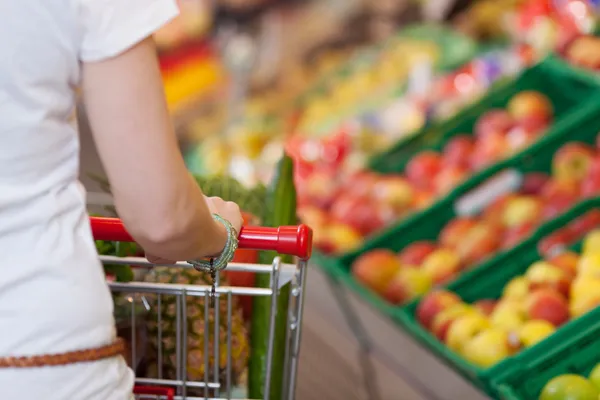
left=0, top=337, right=125, bottom=368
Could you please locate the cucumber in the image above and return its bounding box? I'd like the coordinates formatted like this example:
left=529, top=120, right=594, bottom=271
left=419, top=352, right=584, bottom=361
left=248, top=153, right=297, bottom=399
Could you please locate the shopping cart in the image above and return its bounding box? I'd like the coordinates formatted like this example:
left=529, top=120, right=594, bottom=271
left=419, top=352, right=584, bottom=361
left=90, top=217, right=312, bottom=400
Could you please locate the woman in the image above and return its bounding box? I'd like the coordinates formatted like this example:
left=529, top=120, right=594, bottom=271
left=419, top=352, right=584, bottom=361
left=0, top=0, right=242, bottom=398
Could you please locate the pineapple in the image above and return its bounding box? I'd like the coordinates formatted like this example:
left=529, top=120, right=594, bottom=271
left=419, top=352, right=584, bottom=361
left=143, top=267, right=250, bottom=390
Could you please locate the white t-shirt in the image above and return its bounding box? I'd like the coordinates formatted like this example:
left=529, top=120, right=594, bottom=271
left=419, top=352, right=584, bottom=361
left=0, top=0, right=178, bottom=398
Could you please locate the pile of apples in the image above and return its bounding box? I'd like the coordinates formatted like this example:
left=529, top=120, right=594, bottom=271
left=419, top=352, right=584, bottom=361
left=415, top=229, right=600, bottom=369
left=539, top=365, right=600, bottom=400
left=300, top=90, right=555, bottom=255
left=350, top=133, right=600, bottom=306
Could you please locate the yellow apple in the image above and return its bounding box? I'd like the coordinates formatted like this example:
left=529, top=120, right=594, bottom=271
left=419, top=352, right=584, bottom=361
left=446, top=314, right=491, bottom=352
left=503, top=277, right=529, bottom=302
left=518, top=320, right=555, bottom=347
left=462, top=329, right=512, bottom=367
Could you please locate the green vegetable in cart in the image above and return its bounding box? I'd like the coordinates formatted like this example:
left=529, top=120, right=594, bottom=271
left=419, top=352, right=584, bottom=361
left=249, top=153, right=297, bottom=400
left=539, top=374, right=599, bottom=400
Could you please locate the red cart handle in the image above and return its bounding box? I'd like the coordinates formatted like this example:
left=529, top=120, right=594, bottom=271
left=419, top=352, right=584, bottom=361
left=90, top=217, right=313, bottom=260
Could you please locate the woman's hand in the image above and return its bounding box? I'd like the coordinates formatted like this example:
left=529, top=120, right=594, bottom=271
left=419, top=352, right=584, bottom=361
left=204, top=196, right=243, bottom=257
left=204, top=196, right=243, bottom=235
left=145, top=196, right=243, bottom=264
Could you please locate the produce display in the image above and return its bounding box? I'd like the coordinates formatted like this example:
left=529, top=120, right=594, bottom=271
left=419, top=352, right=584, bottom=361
left=349, top=131, right=600, bottom=306
left=414, top=227, right=600, bottom=369
left=301, top=90, right=555, bottom=255
left=539, top=368, right=600, bottom=400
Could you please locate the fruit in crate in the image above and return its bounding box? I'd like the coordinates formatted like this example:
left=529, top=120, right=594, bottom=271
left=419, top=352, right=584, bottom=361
left=351, top=250, right=401, bottom=293
left=383, top=268, right=433, bottom=305
left=518, top=320, right=555, bottom=347
left=564, top=34, right=600, bottom=70
left=415, top=228, right=600, bottom=368
left=415, top=290, right=462, bottom=330
left=298, top=91, right=555, bottom=254
left=351, top=130, right=600, bottom=301
left=462, top=328, right=514, bottom=368
left=144, top=268, right=249, bottom=387
left=539, top=374, right=599, bottom=400
left=421, top=248, right=462, bottom=284
left=525, top=288, right=570, bottom=327
left=552, top=143, right=596, bottom=182
left=398, top=241, right=437, bottom=265
left=507, top=90, right=553, bottom=122
left=446, top=313, right=491, bottom=352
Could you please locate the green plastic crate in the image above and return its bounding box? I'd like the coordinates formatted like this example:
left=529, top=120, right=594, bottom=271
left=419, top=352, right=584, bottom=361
left=544, top=53, right=600, bottom=86
left=495, top=311, right=600, bottom=400
left=399, top=197, right=600, bottom=397
left=368, top=55, right=600, bottom=174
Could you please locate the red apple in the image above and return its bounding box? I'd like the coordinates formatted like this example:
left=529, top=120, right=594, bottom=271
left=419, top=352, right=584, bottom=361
left=330, top=195, right=387, bottom=236
left=406, top=151, right=443, bottom=190
left=439, top=217, right=478, bottom=250
left=470, top=132, right=509, bottom=170
left=507, top=91, right=553, bottom=122
left=455, top=222, right=502, bottom=265
left=541, top=179, right=580, bottom=219
left=505, top=125, right=541, bottom=154
left=398, top=241, right=437, bottom=266
left=518, top=115, right=550, bottom=134
left=443, top=135, right=475, bottom=168
left=416, top=290, right=462, bottom=329
left=501, top=222, right=536, bottom=250
left=581, top=156, right=600, bottom=197
left=474, top=109, right=515, bottom=139
left=552, top=142, right=596, bottom=182
left=521, top=173, right=550, bottom=195
left=433, top=166, right=468, bottom=195
left=373, top=175, right=415, bottom=212
left=345, top=171, right=379, bottom=198
left=474, top=299, right=498, bottom=316
left=482, top=194, right=517, bottom=229
left=304, top=170, right=340, bottom=208
left=413, top=189, right=435, bottom=209
left=525, top=288, right=570, bottom=327
left=548, top=251, right=579, bottom=278
left=526, top=261, right=572, bottom=299
left=352, top=250, right=401, bottom=294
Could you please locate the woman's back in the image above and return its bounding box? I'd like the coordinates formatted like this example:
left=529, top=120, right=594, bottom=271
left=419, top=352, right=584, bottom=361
left=0, top=0, right=179, bottom=398
left=0, top=0, right=116, bottom=356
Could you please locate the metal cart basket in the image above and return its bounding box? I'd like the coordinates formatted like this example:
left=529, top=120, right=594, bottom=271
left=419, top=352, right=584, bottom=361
left=91, top=217, right=312, bottom=400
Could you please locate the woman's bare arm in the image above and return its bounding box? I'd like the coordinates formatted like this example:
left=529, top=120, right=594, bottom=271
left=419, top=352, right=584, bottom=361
left=81, top=37, right=235, bottom=260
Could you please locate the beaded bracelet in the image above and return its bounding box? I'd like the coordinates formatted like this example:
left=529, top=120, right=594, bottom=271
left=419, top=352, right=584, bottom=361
left=188, top=214, right=239, bottom=273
